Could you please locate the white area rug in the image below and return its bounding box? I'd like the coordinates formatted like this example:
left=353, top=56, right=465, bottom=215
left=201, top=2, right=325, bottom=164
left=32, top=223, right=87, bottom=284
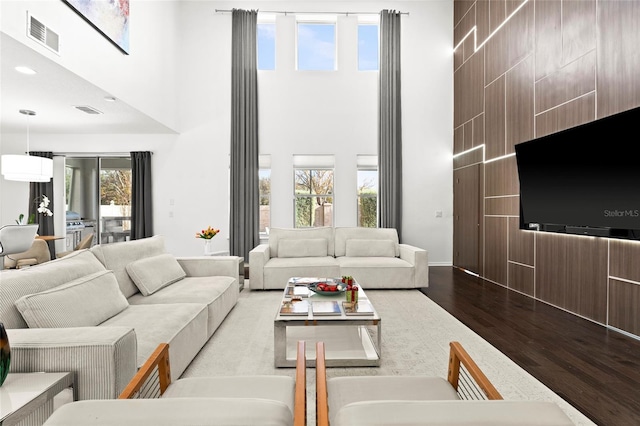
left=183, top=288, right=595, bottom=426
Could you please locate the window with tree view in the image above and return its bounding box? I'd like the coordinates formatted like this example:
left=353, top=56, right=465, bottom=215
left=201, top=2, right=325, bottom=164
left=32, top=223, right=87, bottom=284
left=357, top=156, right=378, bottom=227
left=100, top=158, right=132, bottom=244
left=259, top=168, right=271, bottom=235
left=294, top=169, right=334, bottom=228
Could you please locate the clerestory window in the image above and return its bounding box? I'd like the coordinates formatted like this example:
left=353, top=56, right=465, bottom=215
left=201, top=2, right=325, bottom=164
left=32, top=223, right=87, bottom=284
left=296, top=16, right=337, bottom=71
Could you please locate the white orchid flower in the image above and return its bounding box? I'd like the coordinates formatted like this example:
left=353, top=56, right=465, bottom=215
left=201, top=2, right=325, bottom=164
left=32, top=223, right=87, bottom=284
left=36, top=194, right=53, bottom=216
left=37, top=204, right=53, bottom=216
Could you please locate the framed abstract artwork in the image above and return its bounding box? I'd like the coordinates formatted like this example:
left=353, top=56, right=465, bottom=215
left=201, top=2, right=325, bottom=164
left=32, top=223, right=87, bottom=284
left=62, top=0, right=130, bottom=54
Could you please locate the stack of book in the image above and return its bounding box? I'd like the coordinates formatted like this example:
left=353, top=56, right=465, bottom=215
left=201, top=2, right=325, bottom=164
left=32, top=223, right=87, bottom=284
left=342, top=300, right=375, bottom=316
left=284, top=285, right=311, bottom=298
left=312, top=300, right=342, bottom=316
left=279, top=300, right=310, bottom=316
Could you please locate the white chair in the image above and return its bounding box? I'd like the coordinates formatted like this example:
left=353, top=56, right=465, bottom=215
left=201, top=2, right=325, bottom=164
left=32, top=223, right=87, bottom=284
left=44, top=341, right=307, bottom=426
left=316, top=341, right=573, bottom=426
left=56, top=232, right=94, bottom=258
left=0, top=224, right=39, bottom=269
left=316, top=340, right=503, bottom=426
left=2, top=238, right=51, bottom=269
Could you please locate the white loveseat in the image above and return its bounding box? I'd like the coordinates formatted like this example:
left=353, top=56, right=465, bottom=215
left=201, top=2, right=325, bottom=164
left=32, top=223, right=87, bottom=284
left=249, top=227, right=428, bottom=290
left=0, top=235, right=241, bottom=401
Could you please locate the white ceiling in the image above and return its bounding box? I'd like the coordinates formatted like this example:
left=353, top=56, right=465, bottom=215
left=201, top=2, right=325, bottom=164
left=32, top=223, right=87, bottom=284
left=0, top=32, right=176, bottom=135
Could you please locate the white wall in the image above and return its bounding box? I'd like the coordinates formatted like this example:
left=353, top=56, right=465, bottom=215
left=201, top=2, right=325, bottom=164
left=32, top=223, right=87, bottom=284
left=0, top=0, right=453, bottom=265
left=399, top=0, right=454, bottom=265
left=0, top=0, right=181, bottom=130
left=258, top=12, right=378, bottom=228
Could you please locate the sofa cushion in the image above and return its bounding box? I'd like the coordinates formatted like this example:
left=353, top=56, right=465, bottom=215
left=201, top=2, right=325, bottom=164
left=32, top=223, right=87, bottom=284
left=278, top=238, right=328, bottom=258
left=91, top=235, right=167, bottom=298
left=263, top=257, right=340, bottom=290
left=332, top=400, right=575, bottom=426
left=334, top=227, right=399, bottom=257
left=14, top=270, right=129, bottom=328
left=164, top=376, right=296, bottom=418
left=128, top=276, right=238, bottom=338
left=42, top=398, right=293, bottom=426
left=0, top=250, right=108, bottom=329
left=345, top=239, right=396, bottom=257
left=100, top=303, right=209, bottom=380
left=268, top=227, right=335, bottom=257
left=337, top=256, right=416, bottom=289
left=328, top=376, right=459, bottom=425
left=126, top=253, right=186, bottom=296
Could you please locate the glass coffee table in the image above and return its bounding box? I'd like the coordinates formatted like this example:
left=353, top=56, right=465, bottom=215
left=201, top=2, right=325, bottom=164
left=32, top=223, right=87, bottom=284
left=0, top=372, right=75, bottom=426
left=274, top=277, right=381, bottom=367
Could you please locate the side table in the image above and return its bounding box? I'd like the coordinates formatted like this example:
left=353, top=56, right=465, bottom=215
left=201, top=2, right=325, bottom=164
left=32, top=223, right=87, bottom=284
left=0, top=372, right=75, bottom=426
left=203, top=251, right=245, bottom=291
left=233, top=256, right=245, bottom=291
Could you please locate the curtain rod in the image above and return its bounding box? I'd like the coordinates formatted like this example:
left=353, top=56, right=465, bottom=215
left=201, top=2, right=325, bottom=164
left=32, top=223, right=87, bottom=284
left=51, top=152, right=153, bottom=157
left=215, top=9, right=409, bottom=16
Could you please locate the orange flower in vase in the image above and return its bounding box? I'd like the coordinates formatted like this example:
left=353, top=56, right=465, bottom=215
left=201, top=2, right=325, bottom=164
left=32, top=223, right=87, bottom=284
left=196, top=226, right=220, bottom=255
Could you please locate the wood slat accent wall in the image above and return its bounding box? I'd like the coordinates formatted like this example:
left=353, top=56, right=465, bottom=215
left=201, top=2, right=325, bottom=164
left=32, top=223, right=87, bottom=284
left=453, top=163, right=482, bottom=273
left=609, top=279, right=640, bottom=336
left=453, top=0, right=640, bottom=337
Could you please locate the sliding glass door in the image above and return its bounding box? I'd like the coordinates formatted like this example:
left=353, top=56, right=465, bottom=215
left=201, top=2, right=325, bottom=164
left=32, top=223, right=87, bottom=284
left=65, top=156, right=131, bottom=247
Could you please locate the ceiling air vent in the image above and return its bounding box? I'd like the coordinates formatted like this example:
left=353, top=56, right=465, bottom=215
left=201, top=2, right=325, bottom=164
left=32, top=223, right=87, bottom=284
left=74, top=106, right=104, bottom=115
left=27, top=13, right=60, bottom=54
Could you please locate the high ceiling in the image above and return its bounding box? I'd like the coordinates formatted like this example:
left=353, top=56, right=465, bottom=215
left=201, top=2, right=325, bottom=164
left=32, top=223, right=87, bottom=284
left=0, top=32, right=175, bottom=135
left=1, top=1, right=397, bottom=137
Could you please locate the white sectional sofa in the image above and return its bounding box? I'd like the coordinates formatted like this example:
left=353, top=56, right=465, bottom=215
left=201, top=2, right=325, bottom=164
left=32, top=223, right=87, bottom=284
left=249, top=227, right=428, bottom=290
left=0, top=235, right=241, bottom=401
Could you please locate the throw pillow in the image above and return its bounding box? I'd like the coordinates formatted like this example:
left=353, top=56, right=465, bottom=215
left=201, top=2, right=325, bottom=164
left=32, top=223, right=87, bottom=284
left=14, top=270, right=129, bottom=328
left=126, top=253, right=186, bottom=296
left=345, top=239, right=397, bottom=257
left=278, top=238, right=328, bottom=258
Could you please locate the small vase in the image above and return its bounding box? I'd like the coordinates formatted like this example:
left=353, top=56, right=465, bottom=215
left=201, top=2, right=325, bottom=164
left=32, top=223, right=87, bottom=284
left=0, top=322, right=10, bottom=387
left=203, top=239, right=215, bottom=255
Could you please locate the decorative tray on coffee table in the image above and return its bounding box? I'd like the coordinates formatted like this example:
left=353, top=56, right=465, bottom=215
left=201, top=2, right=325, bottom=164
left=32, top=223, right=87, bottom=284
left=308, top=279, right=347, bottom=296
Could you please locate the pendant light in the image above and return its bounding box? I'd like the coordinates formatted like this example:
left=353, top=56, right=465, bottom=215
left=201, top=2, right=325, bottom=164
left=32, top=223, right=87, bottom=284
left=1, top=109, right=53, bottom=182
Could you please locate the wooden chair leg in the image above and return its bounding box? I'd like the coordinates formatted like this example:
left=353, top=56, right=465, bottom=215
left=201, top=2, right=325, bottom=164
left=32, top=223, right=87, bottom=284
left=294, top=340, right=307, bottom=426
left=316, top=341, right=329, bottom=426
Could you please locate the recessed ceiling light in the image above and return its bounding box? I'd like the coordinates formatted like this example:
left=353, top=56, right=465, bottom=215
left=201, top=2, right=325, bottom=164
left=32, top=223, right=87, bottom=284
left=104, top=96, right=116, bottom=102
left=15, top=66, right=37, bottom=75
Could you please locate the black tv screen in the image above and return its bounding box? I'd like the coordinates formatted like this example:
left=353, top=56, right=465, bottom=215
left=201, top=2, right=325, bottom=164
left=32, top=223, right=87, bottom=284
left=515, top=106, right=640, bottom=240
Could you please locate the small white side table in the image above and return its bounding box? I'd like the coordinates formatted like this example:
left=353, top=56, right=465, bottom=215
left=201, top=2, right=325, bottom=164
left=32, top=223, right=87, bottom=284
left=203, top=252, right=245, bottom=291
left=0, top=372, right=75, bottom=426
left=234, top=256, right=245, bottom=291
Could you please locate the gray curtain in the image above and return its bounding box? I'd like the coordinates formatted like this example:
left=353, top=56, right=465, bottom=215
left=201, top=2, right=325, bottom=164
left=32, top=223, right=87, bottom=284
left=28, top=151, right=55, bottom=257
left=230, top=9, right=259, bottom=261
left=378, top=10, right=403, bottom=239
left=131, top=151, right=153, bottom=240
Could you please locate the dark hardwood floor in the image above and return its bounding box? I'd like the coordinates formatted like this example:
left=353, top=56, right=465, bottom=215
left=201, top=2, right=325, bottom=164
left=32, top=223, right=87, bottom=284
left=421, top=266, right=640, bottom=426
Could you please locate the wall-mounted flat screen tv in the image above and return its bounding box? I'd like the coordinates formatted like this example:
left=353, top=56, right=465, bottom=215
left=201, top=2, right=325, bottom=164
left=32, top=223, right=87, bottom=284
left=515, top=106, right=640, bottom=240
